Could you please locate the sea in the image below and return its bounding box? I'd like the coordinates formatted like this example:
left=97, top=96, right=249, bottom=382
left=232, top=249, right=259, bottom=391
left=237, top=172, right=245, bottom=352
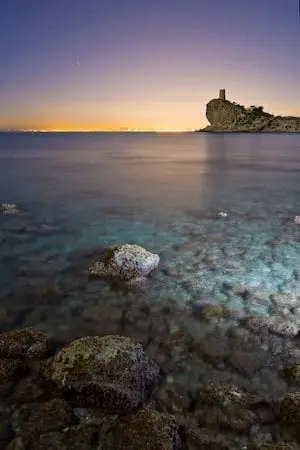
left=1, top=131, right=300, bottom=403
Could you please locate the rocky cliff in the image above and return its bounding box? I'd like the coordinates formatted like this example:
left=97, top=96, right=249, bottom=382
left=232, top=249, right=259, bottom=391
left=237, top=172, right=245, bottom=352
left=199, top=96, right=300, bottom=132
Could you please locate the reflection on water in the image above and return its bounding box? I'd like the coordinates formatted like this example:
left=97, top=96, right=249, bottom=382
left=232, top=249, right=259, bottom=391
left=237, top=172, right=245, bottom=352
left=1, top=132, right=300, bottom=448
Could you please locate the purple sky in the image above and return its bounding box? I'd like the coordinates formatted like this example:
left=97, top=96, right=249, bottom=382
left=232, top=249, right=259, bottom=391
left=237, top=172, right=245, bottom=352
left=0, top=0, right=299, bottom=130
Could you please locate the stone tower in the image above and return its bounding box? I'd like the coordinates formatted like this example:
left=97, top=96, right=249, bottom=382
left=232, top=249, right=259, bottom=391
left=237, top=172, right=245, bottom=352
left=219, top=89, right=226, bottom=101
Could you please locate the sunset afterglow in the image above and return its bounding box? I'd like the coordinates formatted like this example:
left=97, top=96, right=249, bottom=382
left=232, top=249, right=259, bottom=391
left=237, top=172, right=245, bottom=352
left=0, top=0, right=299, bottom=131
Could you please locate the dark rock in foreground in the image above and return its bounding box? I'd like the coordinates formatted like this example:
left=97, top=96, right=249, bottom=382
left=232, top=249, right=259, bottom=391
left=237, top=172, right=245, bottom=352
left=0, top=327, right=48, bottom=360
left=41, top=335, right=160, bottom=412
left=114, top=408, right=181, bottom=450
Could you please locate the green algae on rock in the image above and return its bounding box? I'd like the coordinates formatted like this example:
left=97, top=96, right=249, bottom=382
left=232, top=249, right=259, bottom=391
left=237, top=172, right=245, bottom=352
left=41, top=335, right=160, bottom=412
left=200, top=304, right=232, bottom=323
left=0, top=328, right=48, bottom=360
left=88, top=244, right=160, bottom=281
left=114, top=408, right=182, bottom=450
left=282, top=364, right=300, bottom=383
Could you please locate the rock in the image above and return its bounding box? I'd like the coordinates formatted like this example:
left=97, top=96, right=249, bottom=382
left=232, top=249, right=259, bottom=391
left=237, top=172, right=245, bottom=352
left=228, top=350, right=266, bottom=377
left=198, top=381, right=263, bottom=409
left=196, top=405, right=256, bottom=432
left=17, top=398, right=74, bottom=438
left=280, top=392, right=300, bottom=438
left=246, top=443, right=299, bottom=450
left=41, top=335, right=160, bottom=412
left=13, top=374, right=46, bottom=403
left=186, top=426, right=232, bottom=449
left=114, top=408, right=182, bottom=450
left=6, top=437, right=26, bottom=450
left=0, top=418, right=14, bottom=449
left=26, top=425, right=103, bottom=450
left=88, top=244, right=159, bottom=281
left=152, top=383, right=193, bottom=416
left=0, top=203, right=20, bottom=215
left=198, top=304, right=232, bottom=324
left=195, top=382, right=264, bottom=432
left=198, top=90, right=300, bottom=133
left=196, top=336, right=230, bottom=364
left=0, top=328, right=48, bottom=359
left=270, top=292, right=299, bottom=309
left=283, top=364, right=300, bottom=383
left=246, top=316, right=299, bottom=337
left=24, top=224, right=63, bottom=235
left=0, top=359, right=23, bottom=396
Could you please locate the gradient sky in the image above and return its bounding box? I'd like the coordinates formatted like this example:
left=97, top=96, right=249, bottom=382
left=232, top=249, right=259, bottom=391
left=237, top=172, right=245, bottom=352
left=0, top=0, right=299, bottom=131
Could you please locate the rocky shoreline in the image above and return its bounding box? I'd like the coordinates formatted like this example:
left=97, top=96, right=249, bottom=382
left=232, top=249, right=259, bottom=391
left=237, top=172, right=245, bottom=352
left=197, top=90, right=300, bottom=133
left=1, top=206, right=300, bottom=448
left=0, top=325, right=300, bottom=449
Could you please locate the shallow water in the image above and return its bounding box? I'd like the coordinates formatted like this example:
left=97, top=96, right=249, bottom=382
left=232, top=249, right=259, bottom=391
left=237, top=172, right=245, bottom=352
left=1, top=131, right=300, bottom=403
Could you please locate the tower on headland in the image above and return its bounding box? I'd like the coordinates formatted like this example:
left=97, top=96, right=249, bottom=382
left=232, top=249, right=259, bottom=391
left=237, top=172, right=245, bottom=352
left=219, top=89, right=226, bottom=101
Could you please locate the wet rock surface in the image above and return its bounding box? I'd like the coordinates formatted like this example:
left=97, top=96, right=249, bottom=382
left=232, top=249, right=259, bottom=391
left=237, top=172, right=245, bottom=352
left=40, top=335, right=160, bottom=411
left=0, top=328, right=48, bottom=360
left=0, top=326, right=300, bottom=449
left=114, top=408, right=181, bottom=450
left=88, top=244, right=160, bottom=281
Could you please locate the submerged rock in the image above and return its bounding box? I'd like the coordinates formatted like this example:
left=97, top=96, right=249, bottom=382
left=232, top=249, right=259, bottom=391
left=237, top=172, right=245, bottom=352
left=114, top=408, right=182, bottom=450
left=41, top=335, right=160, bottom=412
left=88, top=244, right=159, bottom=281
left=9, top=425, right=103, bottom=450
left=228, top=350, right=266, bottom=377
left=17, top=398, right=74, bottom=438
left=246, top=316, right=299, bottom=337
left=282, top=364, right=300, bottom=384
left=195, top=381, right=265, bottom=432
left=280, top=392, right=300, bottom=439
left=199, top=304, right=232, bottom=323
left=0, top=203, right=20, bottom=214
left=0, top=328, right=48, bottom=359
left=186, top=426, right=232, bottom=450
left=246, top=444, right=299, bottom=450
left=0, top=358, right=23, bottom=396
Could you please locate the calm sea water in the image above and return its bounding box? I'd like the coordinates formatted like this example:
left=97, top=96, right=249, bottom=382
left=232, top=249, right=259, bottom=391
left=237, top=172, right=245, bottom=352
left=1, top=132, right=300, bottom=373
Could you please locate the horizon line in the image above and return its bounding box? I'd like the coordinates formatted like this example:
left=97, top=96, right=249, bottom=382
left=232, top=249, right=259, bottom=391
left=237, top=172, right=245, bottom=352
left=0, top=128, right=196, bottom=133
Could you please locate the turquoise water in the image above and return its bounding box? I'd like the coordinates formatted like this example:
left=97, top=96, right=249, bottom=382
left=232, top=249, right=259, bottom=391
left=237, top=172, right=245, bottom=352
left=1, top=132, right=300, bottom=400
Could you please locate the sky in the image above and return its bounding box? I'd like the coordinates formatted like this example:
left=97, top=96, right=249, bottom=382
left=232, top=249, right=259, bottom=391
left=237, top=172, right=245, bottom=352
left=0, top=0, right=299, bottom=131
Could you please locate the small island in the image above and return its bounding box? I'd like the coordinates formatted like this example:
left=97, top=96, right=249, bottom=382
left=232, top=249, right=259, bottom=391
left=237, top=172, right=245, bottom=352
left=197, top=89, right=300, bottom=132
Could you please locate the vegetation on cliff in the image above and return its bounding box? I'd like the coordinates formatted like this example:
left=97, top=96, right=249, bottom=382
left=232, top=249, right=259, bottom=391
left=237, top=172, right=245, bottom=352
left=198, top=94, right=300, bottom=132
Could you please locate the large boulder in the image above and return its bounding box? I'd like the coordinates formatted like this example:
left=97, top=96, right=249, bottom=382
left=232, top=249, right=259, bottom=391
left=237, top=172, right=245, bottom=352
left=88, top=244, right=159, bottom=281
left=41, top=335, right=160, bottom=412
